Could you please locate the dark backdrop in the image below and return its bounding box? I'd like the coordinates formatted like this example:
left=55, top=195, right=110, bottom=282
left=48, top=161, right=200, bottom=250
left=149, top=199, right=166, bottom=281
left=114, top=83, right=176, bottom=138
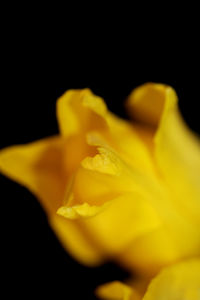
left=1, top=34, right=200, bottom=299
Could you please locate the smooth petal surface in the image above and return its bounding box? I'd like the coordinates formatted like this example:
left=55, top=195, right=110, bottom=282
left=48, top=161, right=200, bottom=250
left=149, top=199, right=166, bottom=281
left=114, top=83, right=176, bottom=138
left=154, top=88, right=200, bottom=224
left=127, top=82, right=200, bottom=224
left=118, top=222, right=200, bottom=277
left=56, top=88, right=108, bottom=137
left=126, top=83, right=168, bottom=126
left=50, top=215, right=104, bottom=266
left=143, top=258, right=200, bottom=300
left=0, top=136, right=67, bottom=213
left=123, top=83, right=200, bottom=275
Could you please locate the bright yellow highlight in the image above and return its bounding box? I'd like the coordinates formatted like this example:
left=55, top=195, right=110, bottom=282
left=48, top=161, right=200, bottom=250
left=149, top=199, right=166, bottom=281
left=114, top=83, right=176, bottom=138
left=0, top=84, right=200, bottom=280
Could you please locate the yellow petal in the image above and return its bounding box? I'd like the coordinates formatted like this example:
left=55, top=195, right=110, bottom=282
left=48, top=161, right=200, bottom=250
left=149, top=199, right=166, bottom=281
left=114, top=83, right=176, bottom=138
left=154, top=87, right=200, bottom=224
left=0, top=137, right=105, bottom=266
left=0, top=136, right=67, bottom=213
left=57, top=142, right=161, bottom=256
left=117, top=223, right=200, bottom=277
left=126, top=83, right=172, bottom=127
left=117, top=183, right=200, bottom=276
left=59, top=146, right=161, bottom=256
left=56, top=88, right=107, bottom=137
left=69, top=143, right=163, bottom=208
left=142, top=258, right=200, bottom=300
left=49, top=215, right=104, bottom=266
left=126, top=83, right=200, bottom=224
left=58, top=192, right=160, bottom=254
left=57, top=88, right=155, bottom=175
left=96, top=281, right=138, bottom=300
left=121, top=83, right=200, bottom=275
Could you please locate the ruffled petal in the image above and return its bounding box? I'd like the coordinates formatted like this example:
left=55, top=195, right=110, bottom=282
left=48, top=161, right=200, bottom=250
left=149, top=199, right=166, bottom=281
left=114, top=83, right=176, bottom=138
left=57, top=88, right=155, bottom=175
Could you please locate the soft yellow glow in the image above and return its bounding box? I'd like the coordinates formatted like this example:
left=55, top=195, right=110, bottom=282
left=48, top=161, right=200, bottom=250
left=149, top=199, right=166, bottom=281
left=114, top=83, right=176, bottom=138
left=0, top=83, right=199, bottom=276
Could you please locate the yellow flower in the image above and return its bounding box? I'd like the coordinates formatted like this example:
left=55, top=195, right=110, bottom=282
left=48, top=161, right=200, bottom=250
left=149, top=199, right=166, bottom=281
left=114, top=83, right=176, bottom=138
left=96, top=258, right=200, bottom=300
left=0, top=83, right=200, bottom=276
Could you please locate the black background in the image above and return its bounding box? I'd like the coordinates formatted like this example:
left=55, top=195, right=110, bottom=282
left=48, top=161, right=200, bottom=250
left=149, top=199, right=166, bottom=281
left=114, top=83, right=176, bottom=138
left=1, top=24, right=200, bottom=299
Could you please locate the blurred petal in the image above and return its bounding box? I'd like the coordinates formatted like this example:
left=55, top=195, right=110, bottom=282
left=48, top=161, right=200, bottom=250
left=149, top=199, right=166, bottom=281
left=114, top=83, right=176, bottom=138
left=0, top=136, right=105, bottom=266
left=50, top=215, right=104, bottom=266
left=120, top=83, right=200, bottom=275
left=105, top=114, right=155, bottom=175
left=58, top=192, right=160, bottom=254
left=96, top=281, right=138, bottom=300
left=1, top=85, right=200, bottom=273
left=118, top=224, right=200, bottom=277
left=126, top=83, right=168, bottom=126
left=57, top=88, right=155, bottom=175
left=70, top=142, right=162, bottom=208
left=154, top=87, right=200, bottom=224
left=56, top=88, right=107, bottom=137
left=126, top=83, right=200, bottom=224
left=57, top=142, right=160, bottom=255
left=0, top=136, right=67, bottom=213
left=142, top=258, right=200, bottom=300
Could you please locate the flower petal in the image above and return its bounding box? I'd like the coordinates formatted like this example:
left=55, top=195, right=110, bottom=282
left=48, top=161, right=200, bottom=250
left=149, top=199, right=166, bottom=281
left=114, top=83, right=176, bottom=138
left=117, top=196, right=200, bottom=276
left=0, top=137, right=105, bottom=266
left=126, top=83, right=169, bottom=126
left=57, top=143, right=162, bottom=254
left=125, top=83, right=200, bottom=275
left=126, top=83, right=200, bottom=224
left=0, top=136, right=67, bottom=213
left=58, top=192, right=160, bottom=254
left=49, top=215, right=104, bottom=266
left=154, top=87, right=200, bottom=224
left=56, top=88, right=107, bottom=137
left=57, top=88, right=155, bottom=175
left=88, top=192, right=158, bottom=255
left=142, top=258, right=200, bottom=300
left=96, top=281, right=138, bottom=300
